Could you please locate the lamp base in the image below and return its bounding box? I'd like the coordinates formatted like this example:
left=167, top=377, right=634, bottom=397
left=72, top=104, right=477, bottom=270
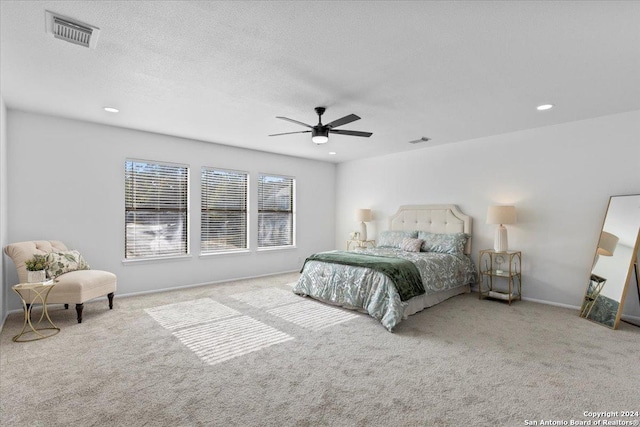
left=494, top=225, right=508, bottom=252
left=359, top=222, right=367, bottom=241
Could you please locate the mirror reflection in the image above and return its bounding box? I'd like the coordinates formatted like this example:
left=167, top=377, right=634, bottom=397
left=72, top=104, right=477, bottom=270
left=580, top=194, right=640, bottom=329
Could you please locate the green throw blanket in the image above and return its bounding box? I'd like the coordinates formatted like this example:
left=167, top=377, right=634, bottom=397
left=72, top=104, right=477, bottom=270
left=301, top=251, right=425, bottom=301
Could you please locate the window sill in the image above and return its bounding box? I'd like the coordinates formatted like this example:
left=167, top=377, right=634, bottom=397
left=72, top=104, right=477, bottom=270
left=122, top=254, right=192, bottom=265
left=199, top=249, right=251, bottom=258
left=257, top=245, right=297, bottom=253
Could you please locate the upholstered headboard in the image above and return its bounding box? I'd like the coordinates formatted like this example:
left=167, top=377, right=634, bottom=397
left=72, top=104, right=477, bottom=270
left=389, top=205, right=472, bottom=254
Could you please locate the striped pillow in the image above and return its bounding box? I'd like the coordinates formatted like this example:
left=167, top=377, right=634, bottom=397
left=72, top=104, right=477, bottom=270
left=400, top=238, right=424, bottom=252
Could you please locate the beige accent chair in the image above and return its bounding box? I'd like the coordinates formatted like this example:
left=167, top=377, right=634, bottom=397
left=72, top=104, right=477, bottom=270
left=4, top=240, right=116, bottom=323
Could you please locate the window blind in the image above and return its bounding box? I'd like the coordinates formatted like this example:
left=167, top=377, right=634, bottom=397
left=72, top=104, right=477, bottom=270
left=125, top=160, right=189, bottom=259
left=201, top=168, right=248, bottom=254
left=258, top=174, right=295, bottom=248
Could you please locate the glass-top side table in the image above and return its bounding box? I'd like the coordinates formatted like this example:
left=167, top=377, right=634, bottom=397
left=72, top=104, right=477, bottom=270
left=12, top=282, right=60, bottom=342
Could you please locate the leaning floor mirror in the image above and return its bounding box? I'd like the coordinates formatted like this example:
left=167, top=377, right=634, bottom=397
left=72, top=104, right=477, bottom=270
left=580, top=194, right=640, bottom=329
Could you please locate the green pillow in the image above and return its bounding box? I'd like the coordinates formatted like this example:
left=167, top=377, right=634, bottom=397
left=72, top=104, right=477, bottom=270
left=44, top=250, right=90, bottom=278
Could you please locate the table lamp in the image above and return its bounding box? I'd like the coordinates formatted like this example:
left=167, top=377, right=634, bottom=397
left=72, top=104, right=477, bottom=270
left=355, top=209, right=372, bottom=241
left=593, top=231, right=619, bottom=269
left=597, top=231, right=618, bottom=256
left=487, top=205, right=516, bottom=252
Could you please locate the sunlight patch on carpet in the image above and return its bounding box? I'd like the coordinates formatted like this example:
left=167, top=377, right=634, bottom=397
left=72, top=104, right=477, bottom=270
left=229, top=287, right=301, bottom=308
left=267, top=300, right=359, bottom=330
left=145, top=298, right=240, bottom=330
left=173, top=316, right=294, bottom=365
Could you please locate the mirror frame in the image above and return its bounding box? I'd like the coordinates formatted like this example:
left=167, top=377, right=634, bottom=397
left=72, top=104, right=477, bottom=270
left=582, top=194, right=640, bottom=329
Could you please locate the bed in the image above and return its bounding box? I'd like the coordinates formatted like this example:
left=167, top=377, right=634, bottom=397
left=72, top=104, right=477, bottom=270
left=293, top=205, right=476, bottom=331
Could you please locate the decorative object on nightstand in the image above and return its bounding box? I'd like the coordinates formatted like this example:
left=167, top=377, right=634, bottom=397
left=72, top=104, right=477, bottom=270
left=355, top=208, right=372, bottom=241
left=25, top=254, right=48, bottom=283
left=478, top=249, right=522, bottom=305
left=486, top=205, right=516, bottom=252
left=346, top=239, right=376, bottom=251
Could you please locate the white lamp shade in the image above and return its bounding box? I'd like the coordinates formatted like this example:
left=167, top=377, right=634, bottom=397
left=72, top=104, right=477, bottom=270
left=597, top=231, right=619, bottom=256
left=355, top=209, right=372, bottom=222
left=487, top=205, right=516, bottom=225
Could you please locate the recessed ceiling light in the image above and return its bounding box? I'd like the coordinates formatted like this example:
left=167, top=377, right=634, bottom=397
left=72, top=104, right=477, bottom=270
left=536, top=104, right=554, bottom=111
left=103, top=107, right=119, bottom=113
left=328, top=151, right=337, bottom=155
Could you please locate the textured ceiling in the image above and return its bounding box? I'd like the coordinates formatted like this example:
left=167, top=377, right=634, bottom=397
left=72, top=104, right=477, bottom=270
left=1, top=1, right=639, bottom=163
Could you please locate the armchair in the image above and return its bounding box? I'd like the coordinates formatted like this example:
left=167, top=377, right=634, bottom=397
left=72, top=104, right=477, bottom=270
left=4, top=240, right=116, bottom=323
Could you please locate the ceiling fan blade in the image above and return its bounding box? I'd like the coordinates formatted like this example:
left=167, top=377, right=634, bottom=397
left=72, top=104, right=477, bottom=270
left=329, top=129, right=373, bottom=138
left=325, top=114, right=360, bottom=129
left=268, top=130, right=312, bottom=137
left=276, top=116, right=313, bottom=128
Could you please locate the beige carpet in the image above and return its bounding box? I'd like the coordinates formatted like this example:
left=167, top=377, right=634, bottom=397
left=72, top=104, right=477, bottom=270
left=1, top=272, right=639, bottom=426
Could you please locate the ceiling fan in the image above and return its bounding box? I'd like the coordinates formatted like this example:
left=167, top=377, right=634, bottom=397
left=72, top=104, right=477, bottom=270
left=269, top=107, right=373, bottom=144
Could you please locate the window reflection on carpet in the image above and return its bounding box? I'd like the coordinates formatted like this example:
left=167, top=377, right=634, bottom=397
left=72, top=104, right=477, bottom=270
left=267, top=300, right=359, bottom=331
left=173, top=316, right=294, bottom=366
left=145, top=298, right=240, bottom=330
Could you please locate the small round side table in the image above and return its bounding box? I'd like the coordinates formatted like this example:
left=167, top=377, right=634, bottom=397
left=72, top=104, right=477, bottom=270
left=12, top=282, right=60, bottom=342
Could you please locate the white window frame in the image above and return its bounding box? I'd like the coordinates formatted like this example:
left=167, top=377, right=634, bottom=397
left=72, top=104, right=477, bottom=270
left=200, top=167, right=249, bottom=255
left=257, top=173, right=296, bottom=250
left=124, top=159, right=190, bottom=261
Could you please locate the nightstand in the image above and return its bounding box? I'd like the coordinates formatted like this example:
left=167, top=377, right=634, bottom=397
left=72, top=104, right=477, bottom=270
left=580, top=274, right=607, bottom=318
left=12, top=281, right=60, bottom=342
left=478, top=249, right=522, bottom=305
left=346, top=239, right=376, bottom=251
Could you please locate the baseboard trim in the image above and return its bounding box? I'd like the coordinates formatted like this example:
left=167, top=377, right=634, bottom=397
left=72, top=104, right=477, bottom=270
left=522, top=296, right=640, bottom=327
left=3, top=275, right=637, bottom=329
left=1, top=270, right=301, bottom=320
left=521, top=296, right=580, bottom=310
left=116, top=269, right=300, bottom=300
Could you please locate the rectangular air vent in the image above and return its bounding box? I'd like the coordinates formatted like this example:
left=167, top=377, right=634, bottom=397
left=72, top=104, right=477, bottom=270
left=45, top=11, right=100, bottom=49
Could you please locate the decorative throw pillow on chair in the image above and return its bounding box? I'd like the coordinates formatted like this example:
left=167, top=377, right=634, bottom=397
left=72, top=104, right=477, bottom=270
left=44, top=250, right=91, bottom=278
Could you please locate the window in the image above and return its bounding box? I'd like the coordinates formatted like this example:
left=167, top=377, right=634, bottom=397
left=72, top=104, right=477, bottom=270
left=125, top=160, right=189, bottom=259
left=258, top=174, right=295, bottom=248
left=201, top=168, right=248, bottom=254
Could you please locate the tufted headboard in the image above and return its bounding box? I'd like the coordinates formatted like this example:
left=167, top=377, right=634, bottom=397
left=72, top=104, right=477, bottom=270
left=389, top=205, right=472, bottom=255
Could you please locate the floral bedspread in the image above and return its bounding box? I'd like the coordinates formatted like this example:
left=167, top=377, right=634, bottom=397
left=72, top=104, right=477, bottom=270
left=293, top=248, right=476, bottom=331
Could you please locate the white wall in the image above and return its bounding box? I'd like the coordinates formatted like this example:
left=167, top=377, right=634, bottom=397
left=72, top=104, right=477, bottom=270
left=335, top=110, right=640, bottom=319
left=4, top=111, right=335, bottom=311
left=0, top=96, right=7, bottom=324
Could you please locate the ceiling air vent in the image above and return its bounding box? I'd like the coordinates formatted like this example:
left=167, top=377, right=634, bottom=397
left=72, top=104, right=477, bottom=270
left=45, top=11, right=100, bottom=49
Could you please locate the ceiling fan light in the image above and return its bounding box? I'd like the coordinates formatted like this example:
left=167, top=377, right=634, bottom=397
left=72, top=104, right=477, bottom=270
left=312, top=135, right=329, bottom=144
